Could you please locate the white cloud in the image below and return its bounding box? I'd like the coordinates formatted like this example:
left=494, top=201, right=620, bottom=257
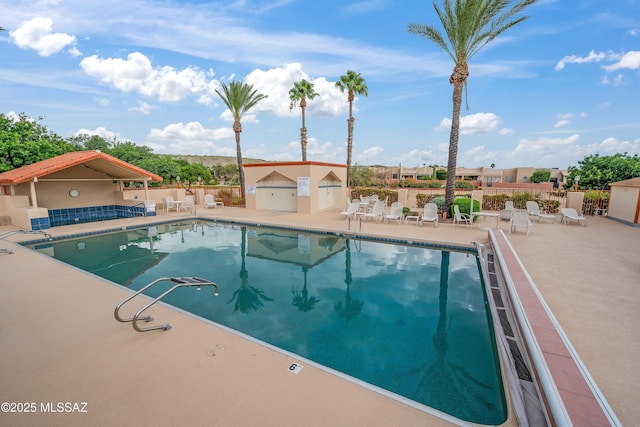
left=148, top=121, right=233, bottom=141
left=357, top=146, right=384, bottom=163
left=144, top=121, right=235, bottom=155
left=603, top=51, right=640, bottom=71
left=554, top=119, right=570, bottom=128
left=596, top=137, right=640, bottom=154
left=128, top=101, right=152, bottom=114
left=438, top=112, right=502, bottom=135
left=514, top=134, right=580, bottom=157
left=556, top=49, right=640, bottom=73
left=601, top=73, right=626, bottom=86
left=9, top=17, right=77, bottom=56
left=95, top=97, right=110, bottom=107
left=245, top=63, right=348, bottom=118
left=80, top=52, right=220, bottom=103
left=555, top=49, right=610, bottom=71
left=73, top=126, right=121, bottom=140
left=219, top=109, right=259, bottom=124
left=498, top=128, right=514, bottom=135
left=5, top=111, right=27, bottom=122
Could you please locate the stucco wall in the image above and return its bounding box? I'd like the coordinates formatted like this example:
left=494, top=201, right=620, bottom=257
left=244, top=162, right=347, bottom=214
left=609, top=186, right=639, bottom=224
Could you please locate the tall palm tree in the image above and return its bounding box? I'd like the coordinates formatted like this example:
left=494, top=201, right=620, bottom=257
left=215, top=81, right=267, bottom=201
left=335, top=70, right=368, bottom=187
left=408, top=0, right=536, bottom=214
left=289, top=79, right=319, bottom=161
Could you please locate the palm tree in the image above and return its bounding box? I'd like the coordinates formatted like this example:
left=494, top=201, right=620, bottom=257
left=335, top=70, right=368, bottom=187
left=408, top=0, right=536, bottom=214
left=289, top=79, right=319, bottom=161
left=215, top=81, right=267, bottom=201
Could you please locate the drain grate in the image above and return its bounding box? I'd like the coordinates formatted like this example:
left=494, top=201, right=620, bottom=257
left=507, top=339, right=533, bottom=382
left=497, top=308, right=514, bottom=337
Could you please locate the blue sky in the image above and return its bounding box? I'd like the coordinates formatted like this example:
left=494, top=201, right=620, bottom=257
left=1, top=0, right=639, bottom=169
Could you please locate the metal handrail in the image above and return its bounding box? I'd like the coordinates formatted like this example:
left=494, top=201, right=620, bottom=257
left=345, top=214, right=361, bottom=232
left=126, top=202, right=147, bottom=217
left=114, top=277, right=219, bottom=332
left=0, top=229, right=53, bottom=240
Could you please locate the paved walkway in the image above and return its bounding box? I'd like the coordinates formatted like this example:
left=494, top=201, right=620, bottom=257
left=1, top=208, right=637, bottom=426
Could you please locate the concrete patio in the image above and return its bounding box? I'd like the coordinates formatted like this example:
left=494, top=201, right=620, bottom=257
left=1, top=207, right=637, bottom=426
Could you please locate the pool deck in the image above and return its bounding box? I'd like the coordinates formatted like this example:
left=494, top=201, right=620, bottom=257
left=1, top=207, right=638, bottom=426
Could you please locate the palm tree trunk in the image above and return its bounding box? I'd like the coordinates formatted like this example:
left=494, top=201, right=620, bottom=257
left=444, top=63, right=468, bottom=215
left=234, top=121, right=245, bottom=203
left=300, top=103, right=307, bottom=161
left=346, top=116, right=354, bottom=186
left=346, top=90, right=355, bottom=187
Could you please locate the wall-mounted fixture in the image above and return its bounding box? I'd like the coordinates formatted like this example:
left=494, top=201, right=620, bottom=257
left=69, top=189, right=80, bottom=198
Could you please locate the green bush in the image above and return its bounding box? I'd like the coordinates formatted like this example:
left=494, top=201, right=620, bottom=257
left=455, top=180, right=476, bottom=189
left=430, top=196, right=445, bottom=213
left=451, top=197, right=481, bottom=219
left=436, top=170, right=447, bottom=180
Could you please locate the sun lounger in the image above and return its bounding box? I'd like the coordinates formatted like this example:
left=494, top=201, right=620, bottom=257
left=561, top=208, right=586, bottom=226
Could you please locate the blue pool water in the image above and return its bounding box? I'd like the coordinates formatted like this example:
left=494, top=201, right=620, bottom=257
left=31, top=220, right=506, bottom=424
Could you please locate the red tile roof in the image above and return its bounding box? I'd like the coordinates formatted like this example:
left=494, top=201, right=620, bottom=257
left=0, top=151, right=163, bottom=185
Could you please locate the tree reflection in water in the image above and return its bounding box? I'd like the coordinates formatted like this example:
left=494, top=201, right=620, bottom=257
left=227, top=226, right=273, bottom=313
left=334, top=239, right=363, bottom=321
left=291, top=267, right=320, bottom=312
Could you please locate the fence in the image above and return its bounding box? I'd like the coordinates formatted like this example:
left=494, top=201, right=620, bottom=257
left=374, top=187, right=610, bottom=215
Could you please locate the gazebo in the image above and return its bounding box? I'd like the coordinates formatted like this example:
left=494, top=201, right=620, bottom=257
left=0, top=150, right=162, bottom=230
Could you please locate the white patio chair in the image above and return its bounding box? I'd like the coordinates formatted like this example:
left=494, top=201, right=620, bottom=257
left=561, top=208, right=586, bottom=226
left=509, top=209, right=532, bottom=236
left=420, top=203, right=438, bottom=227
left=182, top=195, right=195, bottom=213
left=204, top=194, right=224, bottom=209
left=363, top=200, right=385, bottom=223
left=526, top=201, right=555, bottom=223
left=339, top=201, right=360, bottom=220
left=384, top=202, right=404, bottom=224
left=453, top=205, right=471, bottom=228
left=500, top=200, right=514, bottom=221
left=163, top=196, right=177, bottom=213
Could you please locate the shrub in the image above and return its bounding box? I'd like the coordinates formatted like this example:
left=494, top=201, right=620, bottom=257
left=430, top=196, right=446, bottom=213
left=451, top=196, right=481, bottom=219
left=455, top=180, right=475, bottom=189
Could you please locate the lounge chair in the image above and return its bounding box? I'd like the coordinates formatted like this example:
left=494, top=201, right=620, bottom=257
left=500, top=201, right=514, bottom=221
left=363, top=200, right=385, bottom=223
left=384, top=202, right=403, bottom=224
left=561, top=208, right=586, bottom=226
left=526, top=201, right=555, bottom=223
left=163, top=196, right=178, bottom=213
left=420, top=203, right=438, bottom=227
left=509, top=209, right=532, bottom=236
left=453, top=205, right=471, bottom=228
left=204, top=194, right=224, bottom=209
left=340, top=201, right=360, bottom=220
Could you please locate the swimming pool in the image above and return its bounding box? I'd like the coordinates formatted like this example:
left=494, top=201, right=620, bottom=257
left=30, top=220, right=507, bottom=424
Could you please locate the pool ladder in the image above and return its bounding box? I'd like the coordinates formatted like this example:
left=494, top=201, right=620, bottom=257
left=114, top=276, right=219, bottom=332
